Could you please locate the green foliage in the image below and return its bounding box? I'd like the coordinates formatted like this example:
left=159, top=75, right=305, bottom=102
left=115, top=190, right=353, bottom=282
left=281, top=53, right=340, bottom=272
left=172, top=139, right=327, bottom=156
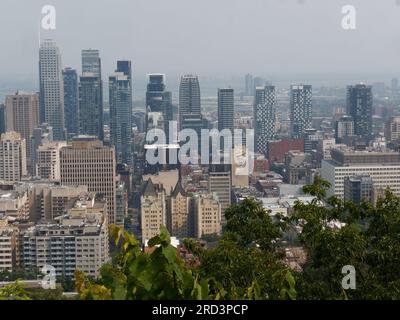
left=193, top=199, right=297, bottom=300
left=294, top=179, right=400, bottom=299
left=77, top=225, right=226, bottom=300
left=0, top=281, right=31, bottom=300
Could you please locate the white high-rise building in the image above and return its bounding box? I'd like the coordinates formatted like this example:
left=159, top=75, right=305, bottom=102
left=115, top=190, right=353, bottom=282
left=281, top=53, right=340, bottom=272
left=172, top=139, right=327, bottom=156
left=39, top=39, right=65, bottom=140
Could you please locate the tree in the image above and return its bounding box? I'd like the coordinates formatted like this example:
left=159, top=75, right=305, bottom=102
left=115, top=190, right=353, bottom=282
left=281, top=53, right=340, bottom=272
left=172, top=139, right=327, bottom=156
left=292, top=177, right=400, bottom=299
left=189, top=198, right=296, bottom=300
left=76, top=225, right=226, bottom=300
left=0, top=281, right=31, bottom=300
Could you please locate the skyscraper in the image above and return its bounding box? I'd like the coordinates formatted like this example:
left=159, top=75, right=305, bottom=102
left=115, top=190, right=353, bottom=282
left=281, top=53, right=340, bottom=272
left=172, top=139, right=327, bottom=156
left=290, top=85, right=312, bottom=139
left=146, top=74, right=173, bottom=141
left=254, top=86, right=276, bottom=154
left=245, top=74, right=254, bottom=96
left=39, top=39, right=65, bottom=140
left=179, top=75, right=203, bottom=154
left=109, top=61, right=133, bottom=166
left=79, top=49, right=104, bottom=140
left=82, top=49, right=102, bottom=78
left=5, top=91, right=39, bottom=166
left=62, top=68, right=79, bottom=135
left=60, top=136, right=117, bottom=225
left=218, top=88, right=234, bottom=134
left=346, top=84, right=373, bottom=142
left=79, top=73, right=103, bottom=140
left=0, top=104, right=5, bottom=135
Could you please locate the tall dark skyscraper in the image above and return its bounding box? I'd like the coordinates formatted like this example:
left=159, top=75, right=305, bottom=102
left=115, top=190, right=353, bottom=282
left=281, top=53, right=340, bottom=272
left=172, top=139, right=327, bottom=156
left=0, top=104, right=5, bottom=135
left=39, top=39, right=65, bottom=140
left=146, top=74, right=173, bottom=140
left=290, top=85, right=312, bottom=139
left=179, top=75, right=203, bottom=154
left=79, top=73, right=103, bottom=140
left=346, top=84, right=373, bottom=142
left=254, top=86, right=276, bottom=154
left=218, top=88, right=234, bottom=133
left=109, top=61, right=133, bottom=166
left=63, top=68, right=79, bottom=135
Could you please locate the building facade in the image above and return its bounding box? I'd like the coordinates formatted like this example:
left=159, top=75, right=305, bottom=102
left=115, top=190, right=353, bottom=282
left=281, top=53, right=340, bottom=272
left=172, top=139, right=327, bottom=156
left=109, top=61, right=133, bottom=166
left=63, top=68, right=79, bottom=136
left=60, top=136, right=117, bottom=225
left=290, top=85, right=312, bottom=138
left=0, top=132, right=27, bottom=183
left=254, top=86, right=276, bottom=154
left=39, top=39, right=65, bottom=140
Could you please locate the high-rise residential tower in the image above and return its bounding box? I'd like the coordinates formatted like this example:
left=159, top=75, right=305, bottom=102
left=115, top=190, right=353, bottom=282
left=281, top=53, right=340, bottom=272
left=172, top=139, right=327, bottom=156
left=254, top=86, right=276, bottom=154
left=62, top=68, right=79, bottom=136
left=346, top=84, right=373, bottom=142
left=290, top=85, right=312, bottom=139
left=39, top=39, right=65, bottom=140
left=109, top=61, right=133, bottom=166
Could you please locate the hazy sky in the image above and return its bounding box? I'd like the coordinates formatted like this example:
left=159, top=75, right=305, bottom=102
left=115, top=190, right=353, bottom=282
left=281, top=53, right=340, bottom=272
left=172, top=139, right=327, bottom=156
left=1, top=0, right=400, bottom=87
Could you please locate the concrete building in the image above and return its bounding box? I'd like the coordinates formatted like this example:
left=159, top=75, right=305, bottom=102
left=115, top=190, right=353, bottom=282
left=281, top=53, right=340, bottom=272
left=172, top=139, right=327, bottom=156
left=115, top=180, right=127, bottom=228
left=267, top=138, right=304, bottom=164
left=5, top=91, right=39, bottom=169
left=321, top=147, right=400, bottom=198
left=168, top=181, right=190, bottom=239
left=30, top=124, right=53, bottom=176
left=0, top=216, right=19, bottom=272
left=0, top=132, right=27, bottom=183
left=0, top=188, right=30, bottom=221
left=194, top=193, right=221, bottom=238
left=21, top=193, right=109, bottom=278
left=208, top=164, right=232, bottom=224
left=14, top=181, right=88, bottom=222
left=335, top=115, right=354, bottom=143
left=36, top=142, right=67, bottom=181
left=344, top=175, right=374, bottom=205
left=60, top=136, right=117, bottom=225
left=385, top=116, right=400, bottom=143
left=140, top=179, right=166, bottom=243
